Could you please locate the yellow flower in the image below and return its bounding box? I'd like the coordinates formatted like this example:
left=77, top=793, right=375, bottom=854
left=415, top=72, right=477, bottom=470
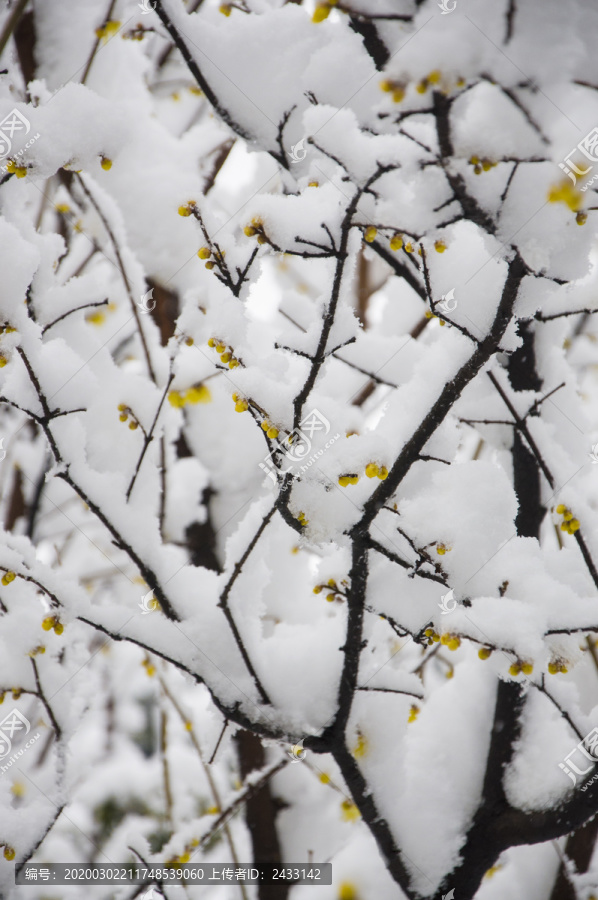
left=365, top=463, right=379, bottom=478
left=509, top=663, right=521, bottom=677
left=3, top=846, right=15, bottom=861
left=484, top=865, right=502, bottom=879
left=319, top=772, right=330, bottom=783
left=338, top=475, right=359, bottom=487
left=352, top=732, right=368, bottom=758
left=198, top=247, right=211, bottom=259
left=1, top=572, right=15, bottom=586
left=14, top=166, right=27, bottom=178
left=377, top=466, right=388, bottom=480
left=434, top=240, right=446, bottom=253
left=390, top=234, right=403, bottom=251
left=521, top=663, right=533, bottom=675
left=408, top=704, right=419, bottom=723
left=364, top=226, right=377, bottom=243
left=85, top=311, right=105, bottom=325
left=338, top=883, right=358, bottom=900
left=168, top=390, right=185, bottom=408
left=185, top=384, right=211, bottom=404
left=100, top=156, right=112, bottom=171
left=219, top=4, right=232, bottom=14
left=234, top=399, right=249, bottom=413
left=340, top=799, right=360, bottom=821
left=547, top=179, right=583, bottom=212
left=143, top=659, right=156, bottom=677
left=428, top=70, right=441, bottom=84
left=576, top=211, right=587, bottom=225
left=267, top=426, right=279, bottom=439
left=478, top=647, right=492, bottom=660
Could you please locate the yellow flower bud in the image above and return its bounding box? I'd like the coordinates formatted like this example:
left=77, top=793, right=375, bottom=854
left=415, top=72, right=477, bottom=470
left=312, top=4, right=330, bottom=22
